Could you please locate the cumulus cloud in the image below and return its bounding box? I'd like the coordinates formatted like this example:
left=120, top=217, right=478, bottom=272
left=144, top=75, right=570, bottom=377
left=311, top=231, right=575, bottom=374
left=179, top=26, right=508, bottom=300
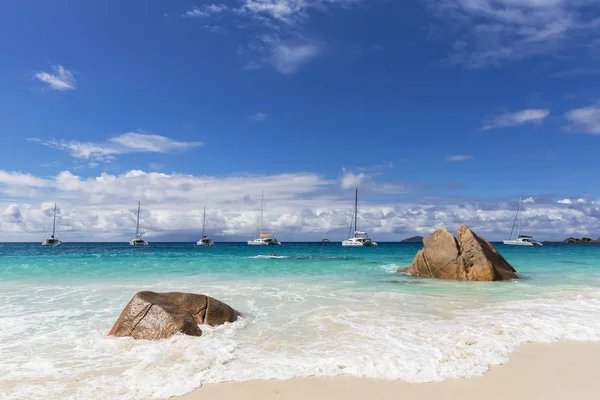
left=2, top=204, right=23, bottom=223
left=29, top=132, right=202, bottom=162
left=34, top=65, right=76, bottom=91
left=2, top=168, right=600, bottom=242
left=340, top=170, right=367, bottom=189
left=565, top=105, right=600, bottom=134
left=522, top=197, right=535, bottom=204
left=428, top=0, right=600, bottom=68
left=483, top=109, right=550, bottom=131
left=557, top=198, right=572, bottom=204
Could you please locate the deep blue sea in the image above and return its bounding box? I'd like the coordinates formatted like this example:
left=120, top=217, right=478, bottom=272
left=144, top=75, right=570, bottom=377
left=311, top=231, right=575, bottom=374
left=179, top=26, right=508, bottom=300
left=2, top=242, right=600, bottom=399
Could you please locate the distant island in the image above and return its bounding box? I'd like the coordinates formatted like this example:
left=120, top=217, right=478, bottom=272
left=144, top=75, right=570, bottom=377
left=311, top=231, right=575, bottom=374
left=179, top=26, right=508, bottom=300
left=563, top=237, right=600, bottom=243
left=401, top=236, right=424, bottom=243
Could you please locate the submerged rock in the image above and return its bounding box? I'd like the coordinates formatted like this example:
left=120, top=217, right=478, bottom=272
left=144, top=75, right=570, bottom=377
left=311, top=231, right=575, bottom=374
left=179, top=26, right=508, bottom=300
left=400, top=225, right=517, bottom=281
left=109, top=291, right=239, bottom=340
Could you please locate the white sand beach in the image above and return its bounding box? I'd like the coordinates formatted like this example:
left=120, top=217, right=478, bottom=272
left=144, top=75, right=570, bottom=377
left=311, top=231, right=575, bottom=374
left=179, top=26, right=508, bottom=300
left=178, top=341, right=600, bottom=400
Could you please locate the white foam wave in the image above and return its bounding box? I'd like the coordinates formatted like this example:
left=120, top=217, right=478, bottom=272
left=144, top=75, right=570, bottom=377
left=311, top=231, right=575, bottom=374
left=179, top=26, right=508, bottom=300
left=249, top=255, right=290, bottom=259
left=2, top=280, right=600, bottom=399
left=379, top=263, right=405, bottom=273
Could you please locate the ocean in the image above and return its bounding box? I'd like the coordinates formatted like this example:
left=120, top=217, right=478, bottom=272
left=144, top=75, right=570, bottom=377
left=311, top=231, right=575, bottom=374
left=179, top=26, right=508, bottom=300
left=1, top=242, right=600, bottom=399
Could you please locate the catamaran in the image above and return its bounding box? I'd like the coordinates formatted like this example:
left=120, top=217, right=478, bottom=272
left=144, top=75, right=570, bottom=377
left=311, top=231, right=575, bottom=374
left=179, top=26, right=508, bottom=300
left=503, top=198, right=542, bottom=246
left=342, top=189, right=377, bottom=247
left=197, top=207, right=214, bottom=246
left=248, top=193, right=281, bottom=246
left=130, top=201, right=148, bottom=246
left=42, top=202, right=62, bottom=246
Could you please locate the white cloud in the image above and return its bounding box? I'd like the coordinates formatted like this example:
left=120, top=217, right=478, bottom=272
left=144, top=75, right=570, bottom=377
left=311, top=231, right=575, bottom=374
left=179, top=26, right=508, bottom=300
left=341, top=170, right=367, bottom=189
left=429, top=0, right=600, bottom=68
left=184, top=4, right=229, bottom=17
left=522, top=197, right=535, bottom=204
left=268, top=40, right=321, bottom=74
left=0, top=171, right=53, bottom=187
left=445, top=155, right=473, bottom=162
left=565, top=105, right=600, bottom=134
left=483, top=109, right=550, bottom=130
left=29, top=132, right=202, bottom=162
left=250, top=112, right=268, bottom=121
left=34, top=65, right=76, bottom=91
left=239, top=0, right=308, bottom=25
left=2, top=204, right=23, bottom=224
left=557, top=198, right=572, bottom=204
left=2, top=168, right=600, bottom=241
left=576, top=198, right=587, bottom=204
left=185, top=0, right=357, bottom=74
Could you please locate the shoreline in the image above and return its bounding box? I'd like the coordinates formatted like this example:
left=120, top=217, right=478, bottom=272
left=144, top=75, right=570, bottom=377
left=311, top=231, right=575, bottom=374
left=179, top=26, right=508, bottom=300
left=176, top=340, right=600, bottom=400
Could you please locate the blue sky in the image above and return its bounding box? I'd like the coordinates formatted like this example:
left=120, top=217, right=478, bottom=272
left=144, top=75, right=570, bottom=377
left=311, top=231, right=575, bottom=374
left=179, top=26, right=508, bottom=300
left=1, top=0, right=600, bottom=241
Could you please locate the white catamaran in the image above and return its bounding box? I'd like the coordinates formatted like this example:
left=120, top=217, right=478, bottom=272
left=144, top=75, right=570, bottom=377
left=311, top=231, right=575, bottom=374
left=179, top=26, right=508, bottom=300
left=42, top=202, right=62, bottom=247
left=342, top=189, right=377, bottom=247
left=503, top=198, right=542, bottom=246
left=197, top=207, right=214, bottom=246
left=248, top=193, right=281, bottom=246
left=130, top=201, right=148, bottom=246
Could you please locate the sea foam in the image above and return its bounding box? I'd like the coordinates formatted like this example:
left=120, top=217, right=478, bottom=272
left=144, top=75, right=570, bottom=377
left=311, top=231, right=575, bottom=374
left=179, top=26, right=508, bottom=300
left=2, top=278, right=600, bottom=400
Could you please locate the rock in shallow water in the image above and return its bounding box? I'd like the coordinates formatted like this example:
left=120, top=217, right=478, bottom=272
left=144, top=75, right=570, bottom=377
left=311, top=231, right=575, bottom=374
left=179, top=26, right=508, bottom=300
left=109, top=291, right=239, bottom=340
left=399, top=225, right=517, bottom=281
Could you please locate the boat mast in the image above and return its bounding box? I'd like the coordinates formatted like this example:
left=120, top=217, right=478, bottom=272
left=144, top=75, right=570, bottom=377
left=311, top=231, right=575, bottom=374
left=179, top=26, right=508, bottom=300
left=52, top=202, right=57, bottom=238
left=509, top=198, right=520, bottom=240
left=259, top=192, right=264, bottom=236
left=136, top=201, right=141, bottom=237
left=517, top=197, right=522, bottom=237
left=201, top=207, right=206, bottom=237
left=354, top=188, right=358, bottom=235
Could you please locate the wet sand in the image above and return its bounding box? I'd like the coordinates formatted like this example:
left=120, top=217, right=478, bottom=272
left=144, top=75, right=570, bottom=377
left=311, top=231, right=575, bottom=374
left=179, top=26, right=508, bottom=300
left=177, top=341, right=600, bottom=400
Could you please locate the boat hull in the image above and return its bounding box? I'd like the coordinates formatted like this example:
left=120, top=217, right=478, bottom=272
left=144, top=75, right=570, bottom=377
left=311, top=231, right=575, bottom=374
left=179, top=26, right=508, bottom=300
left=342, top=240, right=377, bottom=247
left=129, top=239, right=148, bottom=246
left=248, top=240, right=281, bottom=246
left=42, top=239, right=61, bottom=247
left=503, top=239, right=542, bottom=246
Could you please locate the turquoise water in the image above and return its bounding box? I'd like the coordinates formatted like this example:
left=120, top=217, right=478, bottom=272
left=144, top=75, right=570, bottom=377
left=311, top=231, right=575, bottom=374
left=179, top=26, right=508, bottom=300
left=2, top=243, right=600, bottom=399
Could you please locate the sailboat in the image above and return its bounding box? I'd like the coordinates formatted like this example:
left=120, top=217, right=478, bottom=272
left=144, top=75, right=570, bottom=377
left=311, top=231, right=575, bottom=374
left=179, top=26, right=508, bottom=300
left=248, top=192, right=281, bottom=245
left=42, top=202, right=62, bottom=246
left=129, top=201, right=148, bottom=246
left=197, top=207, right=214, bottom=246
left=342, top=189, right=377, bottom=247
left=503, top=198, right=542, bottom=246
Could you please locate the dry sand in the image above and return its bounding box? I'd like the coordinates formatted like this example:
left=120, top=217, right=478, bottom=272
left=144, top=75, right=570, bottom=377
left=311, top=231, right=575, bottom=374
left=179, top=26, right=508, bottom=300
left=176, top=341, right=600, bottom=400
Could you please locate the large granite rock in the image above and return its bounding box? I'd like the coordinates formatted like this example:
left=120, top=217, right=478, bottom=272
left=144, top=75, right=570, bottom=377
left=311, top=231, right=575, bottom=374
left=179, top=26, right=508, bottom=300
left=401, top=225, right=517, bottom=281
left=109, top=291, right=239, bottom=340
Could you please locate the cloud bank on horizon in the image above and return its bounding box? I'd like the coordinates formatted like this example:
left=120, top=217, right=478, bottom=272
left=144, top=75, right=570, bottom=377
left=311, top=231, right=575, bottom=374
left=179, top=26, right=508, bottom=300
left=1, top=167, right=599, bottom=242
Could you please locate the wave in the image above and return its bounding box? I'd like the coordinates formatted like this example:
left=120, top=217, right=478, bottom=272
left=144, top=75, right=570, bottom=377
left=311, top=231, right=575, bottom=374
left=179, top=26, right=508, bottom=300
left=3, top=280, right=600, bottom=399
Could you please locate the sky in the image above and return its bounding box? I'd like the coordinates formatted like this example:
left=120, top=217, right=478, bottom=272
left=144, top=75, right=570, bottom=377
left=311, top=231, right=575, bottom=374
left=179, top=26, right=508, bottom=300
left=1, top=0, right=600, bottom=242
